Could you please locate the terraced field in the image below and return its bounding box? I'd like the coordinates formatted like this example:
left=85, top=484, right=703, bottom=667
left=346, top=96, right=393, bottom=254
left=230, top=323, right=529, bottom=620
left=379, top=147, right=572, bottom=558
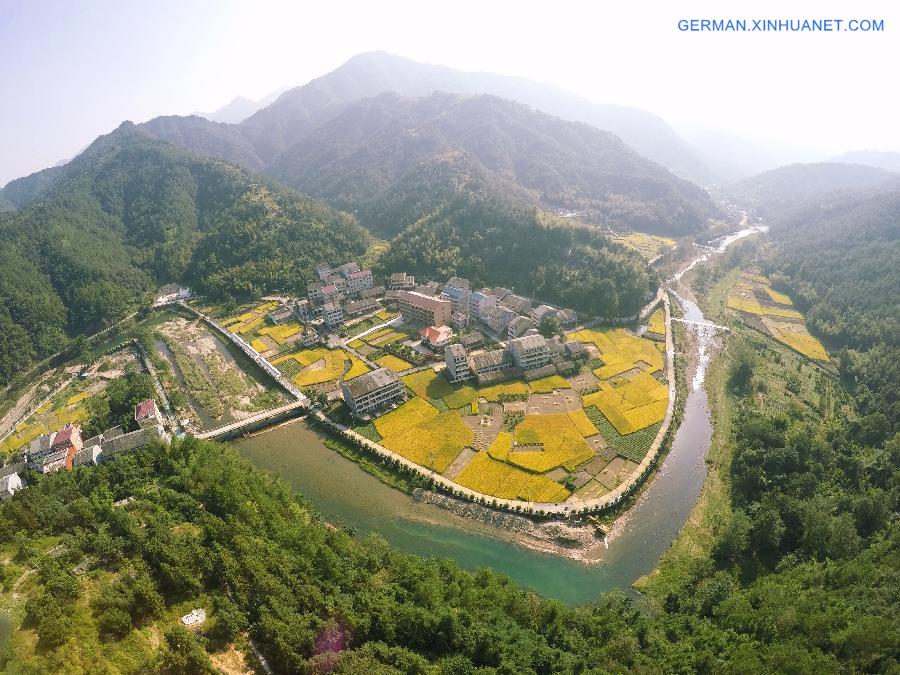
left=727, top=271, right=829, bottom=362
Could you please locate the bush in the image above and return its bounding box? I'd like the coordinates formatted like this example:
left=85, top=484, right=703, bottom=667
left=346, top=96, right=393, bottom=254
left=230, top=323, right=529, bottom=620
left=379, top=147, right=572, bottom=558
left=99, top=607, right=132, bottom=641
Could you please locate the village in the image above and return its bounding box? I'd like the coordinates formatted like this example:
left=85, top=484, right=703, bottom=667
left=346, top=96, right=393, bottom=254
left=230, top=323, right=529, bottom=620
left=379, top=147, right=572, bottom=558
left=2, top=258, right=672, bottom=515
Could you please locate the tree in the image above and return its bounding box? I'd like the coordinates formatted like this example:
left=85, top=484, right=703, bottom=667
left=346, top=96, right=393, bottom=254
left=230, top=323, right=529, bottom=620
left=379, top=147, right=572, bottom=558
left=99, top=608, right=132, bottom=641
left=156, top=627, right=214, bottom=674
left=727, top=344, right=755, bottom=396
left=539, top=316, right=562, bottom=339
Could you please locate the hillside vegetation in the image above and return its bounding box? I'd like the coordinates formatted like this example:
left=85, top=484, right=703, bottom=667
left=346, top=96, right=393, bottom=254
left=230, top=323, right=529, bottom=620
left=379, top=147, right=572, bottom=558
left=268, top=92, right=716, bottom=236
left=375, top=193, right=655, bottom=319
left=0, top=124, right=370, bottom=384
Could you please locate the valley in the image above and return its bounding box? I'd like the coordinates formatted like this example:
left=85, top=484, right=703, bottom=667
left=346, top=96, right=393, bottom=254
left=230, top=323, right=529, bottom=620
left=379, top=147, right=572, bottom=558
left=0, top=35, right=897, bottom=674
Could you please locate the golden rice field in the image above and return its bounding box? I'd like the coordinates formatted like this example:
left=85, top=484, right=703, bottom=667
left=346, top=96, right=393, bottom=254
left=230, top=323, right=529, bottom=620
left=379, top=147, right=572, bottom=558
left=65, top=391, right=91, bottom=406
left=583, top=371, right=668, bottom=435
left=479, top=380, right=530, bottom=401
left=345, top=353, right=371, bottom=380
left=258, top=321, right=302, bottom=344
left=374, top=354, right=412, bottom=372
left=567, top=327, right=663, bottom=379
left=348, top=339, right=365, bottom=349
left=611, top=232, right=676, bottom=260
left=380, top=411, right=473, bottom=472
left=369, top=331, right=406, bottom=346
left=765, top=287, right=793, bottom=305
left=374, top=397, right=439, bottom=438
left=647, top=308, right=665, bottom=337
left=762, top=317, right=830, bottom=361
left=455, top=453, right=570, bottom=502
left=250, top=338, right=269, bottom=353
left=402, top=369, right=477, bottom=409
left=487, top=431, right=514, bottom=461
left=527, top=375, right=571, bottom=394
left=403, top=369, right=454, bottom=401
left=510, top=412, right=596, bottom=472
left=375, top=309, right=398, bottom=320
left=221, top=301, right=279, bottom=334
left=273, top=348, right=351, bottom=386
left=728, top=272, right=829, bottom=362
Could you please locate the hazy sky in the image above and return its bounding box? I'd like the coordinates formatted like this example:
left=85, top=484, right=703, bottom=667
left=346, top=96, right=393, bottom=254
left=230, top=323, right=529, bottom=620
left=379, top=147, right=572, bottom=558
left=2, top=0, right=899, bottom=185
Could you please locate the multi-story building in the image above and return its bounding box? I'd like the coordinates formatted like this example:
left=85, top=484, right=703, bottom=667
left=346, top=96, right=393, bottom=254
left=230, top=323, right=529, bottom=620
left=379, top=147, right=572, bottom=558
left=135, top=399, right=164, bottom=429
left=469, top=291, right=497, bottom=320
left=322, top=302, right=344, bottom=327
left=557, top=309, right=578, bottom=328
left=503, top=293, right=532, bottom=315
left=468, top=349, right=513, bottom=378
left=268, top=303, right=294, bottom=325
left=321, top=284, right=344, bottom=306
left=440, top=285, right=471, bottom=315
left=507, top=315, right=535, bottom=338
left=344, top=298, right=378, bottom=317
left=507, top=334, right=551, bottom=371
left=294, top=299, right=314, bottom=321
left=336, top=262, right=361, bottom=277
left=0, top=472, right=23, bottom=500
left=445, top=344, right=472, bottom=382
left=396, top=290, right=452, bottom=326
left=346, top=270, right=374, bottom=295
left=342, top=368, right=404, bottom=417
left=531, top=304, right=558, bottom=325
left=482, top=306, right=517, bottom=334
left=446, top=276, right=471, bottom=291
left=314, top=262, right=335, bottom=281
left=324, top=275, right=348, bottom=294
left=389, top=272, right=416, bottom=290
left=307, top=280, right=326, bottom=304
left=27, top=424, right=84, bottom=474
left=451, top=311, right=469, bottom=331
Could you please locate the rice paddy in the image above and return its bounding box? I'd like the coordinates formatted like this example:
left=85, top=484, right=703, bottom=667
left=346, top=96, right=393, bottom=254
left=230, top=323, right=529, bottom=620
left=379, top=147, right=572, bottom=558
left=379, top=410, right=474, bottom=472
left=402, top=369, right=477, bottom=409
left=257, top=321, right=302, bottom=344
left=479, top=381, right=530, bottom=401
left=527, top=375, right=571, bottom=394
left=455, top=453, right=570, bottom=502
left=374, top=354, right=413, bottom=373
left=221, top=301, right=279, bottom=334
left=610, top=232, right=677, bottom=260
left=272, top=348, right=359, bottom=386
left=727, top=272, right=829, bottom=362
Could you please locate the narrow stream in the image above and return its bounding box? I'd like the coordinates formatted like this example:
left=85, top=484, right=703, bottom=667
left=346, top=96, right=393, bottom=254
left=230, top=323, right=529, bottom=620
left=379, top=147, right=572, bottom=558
left=233, top=227, right=764, bottom=603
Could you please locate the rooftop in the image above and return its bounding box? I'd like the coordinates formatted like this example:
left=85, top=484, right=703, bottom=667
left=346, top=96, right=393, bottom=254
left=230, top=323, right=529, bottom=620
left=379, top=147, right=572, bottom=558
left=134, top=399, right=157, bottom=420
left=470, top=349, right=511, bottom=370
left=509, top=334, right=548, bottom=351
left=343, top=368, right=400, bottom=398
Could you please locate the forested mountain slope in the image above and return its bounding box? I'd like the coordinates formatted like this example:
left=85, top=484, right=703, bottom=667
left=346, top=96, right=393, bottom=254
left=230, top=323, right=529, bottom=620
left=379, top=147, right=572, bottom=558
left=765, top=183, right=900, bottom=423
left=375, top=191, right=655, bottom=319
left=269, top=92, right=716, bottom=236
left=0, top=124, right=370, bottom=384
left=723, top=162, right=897, bottom=220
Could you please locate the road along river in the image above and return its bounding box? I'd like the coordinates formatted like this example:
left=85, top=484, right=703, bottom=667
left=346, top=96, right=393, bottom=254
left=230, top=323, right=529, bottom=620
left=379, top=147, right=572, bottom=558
left=232, top=226, right=765, bottom=604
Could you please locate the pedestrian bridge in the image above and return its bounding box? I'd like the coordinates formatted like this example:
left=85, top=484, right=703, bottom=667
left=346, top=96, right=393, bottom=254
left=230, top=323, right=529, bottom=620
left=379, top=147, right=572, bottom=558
left=195, top=400, right=307, bottom=440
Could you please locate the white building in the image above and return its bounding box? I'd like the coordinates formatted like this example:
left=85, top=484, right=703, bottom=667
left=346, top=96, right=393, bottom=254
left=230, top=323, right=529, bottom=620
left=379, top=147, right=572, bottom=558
left=342, top=368, right=404, bottom=417
left=468, top=291, right=497, bottom=320
left=322, top=302, right=344, bottom=327
left=0, top=473, right=23, bottom=500
left=346, top=270, right=374, bottom=295
left=507, top=334, right=551, bottom=371
left=445, top=344, right=472, bottom=382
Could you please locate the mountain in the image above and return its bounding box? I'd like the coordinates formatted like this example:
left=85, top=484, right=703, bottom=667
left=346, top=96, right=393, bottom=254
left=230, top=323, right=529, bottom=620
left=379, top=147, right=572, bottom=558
left=722, top=162, right=897, bottom=220
left=830, top=150, right=900, bottom=173
left=0, top=123, right=370, bottom=383
left=268, top=92, right=718, bottom=236
left=679, top=127, right=781, bottom=183
left=193, top=87, right=290, bottom=124
left=240, top=51, right=716, bottom=183
left=374, top=190, right=656, bottom=320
